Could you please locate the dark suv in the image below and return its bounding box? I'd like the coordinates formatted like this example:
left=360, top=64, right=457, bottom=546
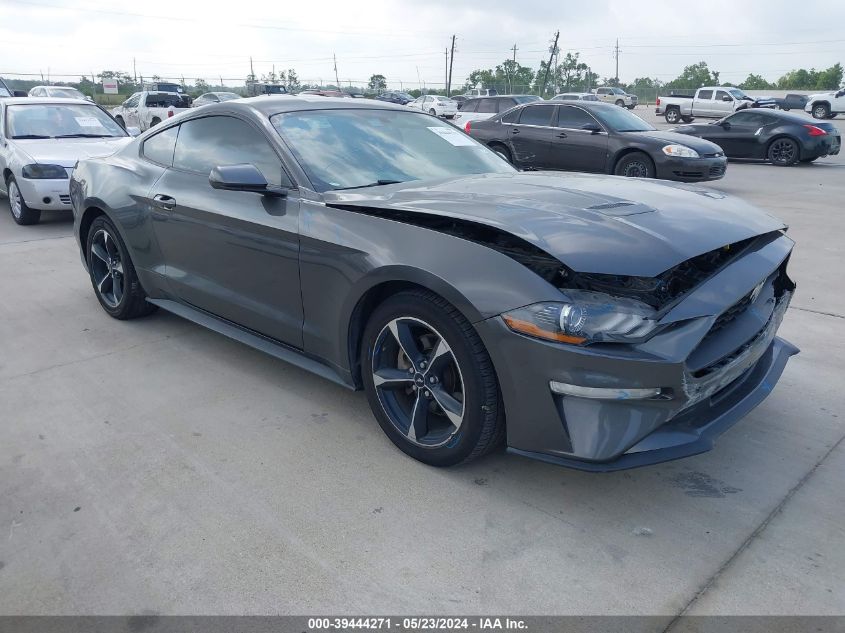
left=375, top=91, right=414, bottom=105
left=452, top=95, right=542, bottom=129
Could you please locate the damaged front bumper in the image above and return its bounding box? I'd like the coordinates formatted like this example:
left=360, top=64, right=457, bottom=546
left=478, top=233, right=798, bottom=471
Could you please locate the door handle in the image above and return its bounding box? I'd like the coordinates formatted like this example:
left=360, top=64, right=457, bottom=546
left=556, top=132, right=568, bottom=138
left=511, top=128, right=520, bottom=135
left=152, top=194, right=176, bottom=211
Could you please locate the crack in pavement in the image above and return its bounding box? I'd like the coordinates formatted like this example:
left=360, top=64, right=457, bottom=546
left=789, top=305, right=845, bottom=320
left=662, top=431, right=845, bottom=632
left=0, top=234, right=74, bottom=247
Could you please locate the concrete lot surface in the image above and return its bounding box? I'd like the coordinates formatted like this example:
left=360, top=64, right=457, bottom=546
left=1, top=108, right=843, bottom=617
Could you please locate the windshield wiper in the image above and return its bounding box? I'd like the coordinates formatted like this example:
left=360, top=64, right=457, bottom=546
left=336, top=179, right=405, bottom=190
left=11, top=134, right=52, bottom=139
left=55, top=133, right=117, bottom=138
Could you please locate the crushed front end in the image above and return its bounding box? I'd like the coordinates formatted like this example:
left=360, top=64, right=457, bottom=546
left=478, top=230, right=798, bottom=471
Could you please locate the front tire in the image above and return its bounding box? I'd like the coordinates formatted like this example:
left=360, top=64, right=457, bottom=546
left=767, top=137, right=800, bottom=166
left=361, top=290, right=504, bottom=467
left=150, top=117, right=161, bottom=127
left=86, top=216, right=157, bottom=319
left=6, top=176, right=41, bottom=225
left=812, top=103, right=830, bottom=119
left=665, top=108, right=681, bottom=124
left=614, top=152, right=655, bottom=178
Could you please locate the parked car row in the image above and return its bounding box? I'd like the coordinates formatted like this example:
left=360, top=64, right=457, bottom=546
left=52, top=95, right=798, bottom=472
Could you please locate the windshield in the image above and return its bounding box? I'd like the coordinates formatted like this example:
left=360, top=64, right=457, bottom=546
left=271, top=109, right=513, bottom=192
left=729, top=88, right=750, bottom=100
left=6, top=103, right=126, bottom=138
left=611, top=88, right=626, bottom=95
left=217, top=93, right=241, bottom=101
left=592, top=106, right=654, bottom=132
left=49, top=88, right=86, bottom=99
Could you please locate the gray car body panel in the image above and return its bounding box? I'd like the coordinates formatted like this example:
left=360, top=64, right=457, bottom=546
left=70, top=96, right=797, bottom=469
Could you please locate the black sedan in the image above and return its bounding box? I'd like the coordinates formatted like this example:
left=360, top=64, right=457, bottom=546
left=374, top=91, right=414, bottom=105
left=466, top=101, right=728, bottom=182
left=672, top=109, right=841, bottom=166
left=69, top=97, right=797, bottom=471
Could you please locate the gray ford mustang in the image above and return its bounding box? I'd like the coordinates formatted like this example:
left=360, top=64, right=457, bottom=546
left=70, top=96, right=798, bottom=471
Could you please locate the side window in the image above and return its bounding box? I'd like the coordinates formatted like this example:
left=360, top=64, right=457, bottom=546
left=556, top=106, right=598, bottom=129
left=142, top=125, right=179, bottom=166
left=462, top=100, right=479, bottom=113
left=477, top=99, right=498, bottom=114
left=697, top=90, right=713, bottom=100
left=172, top=116, right=286, bottom=186
left=501, top=108, right=519, bottom=123
left=125, top=94, right=140, bottom=108
left=715, top=90, right=730, bottom=101
left=518, top=105, right=554, bottom=126
left=497, top=98, right=517, bottom=113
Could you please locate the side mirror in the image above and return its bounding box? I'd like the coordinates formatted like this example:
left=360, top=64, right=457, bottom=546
left=126, top=126, right=141, bottom=137
left=13, top=90, right=28, bottom=97
left=721, top=95, right=732, bottom=102
left=581, top=123, right=602, bottom=134
left=209, top=164, right=288, bottom=197
left=720, top=121, right=731, bottom=129
left=836, top=89, right=845, bottom=98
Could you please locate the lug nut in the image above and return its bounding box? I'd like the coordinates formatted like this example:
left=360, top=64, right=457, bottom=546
left=419, top=361, right=427, bottom=369
left=429, top=376, right=437, bottom=384
left=424, top=390, right=431, bottom=398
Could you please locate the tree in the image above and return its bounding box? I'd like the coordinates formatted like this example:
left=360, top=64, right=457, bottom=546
left=194, top=78, right=210, bottom=94
left=555, top=52, right=589, bottom=92
left=464, top=68, right=496, bottom=92
left=815, top=63, right=843, bottom=90
left=97, top=70, right=133, bottom=85
left=285, top=69, right=301, bottom=92
left=740, top=74, right=773, bottom=90
left=495, top=59, right=535, bottom=93
left=368, top=74, right=387, bottom=92
left=776, top=64, right=843, bottom=90
left=665, top=62, right=720, bottom=90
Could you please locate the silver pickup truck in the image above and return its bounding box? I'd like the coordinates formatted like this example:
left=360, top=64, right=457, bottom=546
left=655, top=86, right=772, bottom=124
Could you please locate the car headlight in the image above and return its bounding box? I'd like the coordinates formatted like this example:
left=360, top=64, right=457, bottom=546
left=21, top=164, right=68, bottom=179
left=661, top=144, right=699, bottom=158
left=502, top=291, right=659, bottom=345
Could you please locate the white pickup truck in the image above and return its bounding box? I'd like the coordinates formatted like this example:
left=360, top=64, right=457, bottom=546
left=655, top=86, right=772, bottom=124
left=111, top=91, right=190, bottom=131
left=804, top=87, right=845, bottom=119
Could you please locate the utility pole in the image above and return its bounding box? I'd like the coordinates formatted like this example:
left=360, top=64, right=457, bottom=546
left=447, top=34, right=456, bottom=97
left=333, top=54, right=340, bottom=89
left=540, top=30, right=559, bottom=97
left=614, top=39, right=620, bottom=84
left=445, top=47, right=449, bottom=94
left=133, top=58, right=137, bottom=84
left=249, top=56, right=255, bottom=80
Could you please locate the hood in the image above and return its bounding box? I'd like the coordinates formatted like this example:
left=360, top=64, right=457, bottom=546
left=13, top=137, right=132, bottom=168
left=624, top=130, right=722, bottom=154
left=324, top=172, right=785, bottom=277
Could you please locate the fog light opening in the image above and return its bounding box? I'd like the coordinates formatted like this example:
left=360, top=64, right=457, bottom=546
left=43, top=197, right=51, bottom=204
left=549, top=381, right=663, bottom=400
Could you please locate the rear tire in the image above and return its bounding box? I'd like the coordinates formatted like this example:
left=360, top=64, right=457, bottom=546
left=665, top=108, right=681, bottom=124
left=767, top=137, right=800, bottom=166
left=428, top=108, right=437, bottom=116
left=490, top=143, right=512, bottom=164
left=614, top=152, right=655, bottom=178
left=86, top=216, right=157, bottom=320
left=360, top=289, right=504, bottom=467
left=812, top=103, right=830, bottom=119
left=5, top=175, right=41, bottom=225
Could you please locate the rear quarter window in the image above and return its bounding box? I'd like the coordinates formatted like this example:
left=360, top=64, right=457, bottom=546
left=142, top=125, right=179, bottom=166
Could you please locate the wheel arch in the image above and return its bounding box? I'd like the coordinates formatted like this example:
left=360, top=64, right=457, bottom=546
left=766, top=134, right=803, bottom=160
left=609, top=146, right=654, bottom=174
left=344, top=271, right=487, bottom=389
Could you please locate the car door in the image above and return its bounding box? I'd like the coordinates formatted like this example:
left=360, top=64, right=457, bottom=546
left=693, top=89, right=714, bottom=117
left=123, top=93, right=141, bottom=128
left=703, top=111, right=764, bottom=158
left=546, top=105, right=608, bottom=172
left=147, top=115, right=304, bottom=347
left=508, top=104, right=554, bottom=167
left=713, top=90, right=736, bottom=117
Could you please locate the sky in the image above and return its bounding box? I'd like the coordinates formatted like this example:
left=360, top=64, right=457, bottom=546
left=1, top=0, right=844, bottom=90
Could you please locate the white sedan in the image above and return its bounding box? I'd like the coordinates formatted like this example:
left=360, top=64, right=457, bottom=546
left=0, top=98, right=133, bottom=225
left=28, top=85, right=93, bottom=101
left=406, top=95, right=458, bottom=118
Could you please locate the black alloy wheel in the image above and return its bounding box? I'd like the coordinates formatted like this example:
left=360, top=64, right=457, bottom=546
left=361, top=290, right=504, bottom=466
left=767, top=138, right=799, bottom=166
left=615, top=153, right=655, bottom=178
